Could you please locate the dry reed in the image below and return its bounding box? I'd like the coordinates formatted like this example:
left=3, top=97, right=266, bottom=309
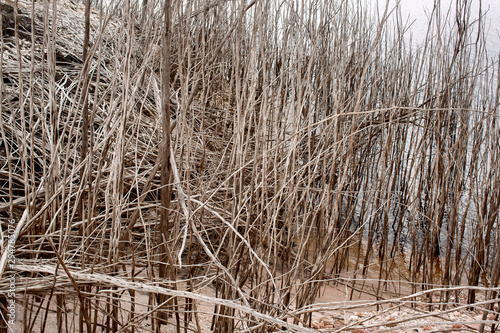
left=0, top=0, right=499, bottom=332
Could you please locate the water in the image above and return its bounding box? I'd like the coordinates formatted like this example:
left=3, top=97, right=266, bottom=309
left=376, top=0, right=500, bottom=58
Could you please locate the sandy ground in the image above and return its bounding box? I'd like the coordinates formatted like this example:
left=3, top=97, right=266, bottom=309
left=8, top=245, right=498, bottom=332
left=10, top=275, right=499, bottom=333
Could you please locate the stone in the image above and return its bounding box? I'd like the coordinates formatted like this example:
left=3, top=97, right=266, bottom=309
left=386, top=316, right=397, bottom=327
left=319, top=316, right=334, bottom=325
left=349, top=315, right=360, bottom=322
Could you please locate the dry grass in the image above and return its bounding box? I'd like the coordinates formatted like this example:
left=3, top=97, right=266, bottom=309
left=0, top=0, right=499, bottom=332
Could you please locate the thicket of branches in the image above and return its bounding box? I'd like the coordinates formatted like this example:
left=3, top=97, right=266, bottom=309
left=0, top=0, right=499, bottom=331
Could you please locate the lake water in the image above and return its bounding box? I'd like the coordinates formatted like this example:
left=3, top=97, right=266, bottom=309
left=375, top=0, right=500, bottom=58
